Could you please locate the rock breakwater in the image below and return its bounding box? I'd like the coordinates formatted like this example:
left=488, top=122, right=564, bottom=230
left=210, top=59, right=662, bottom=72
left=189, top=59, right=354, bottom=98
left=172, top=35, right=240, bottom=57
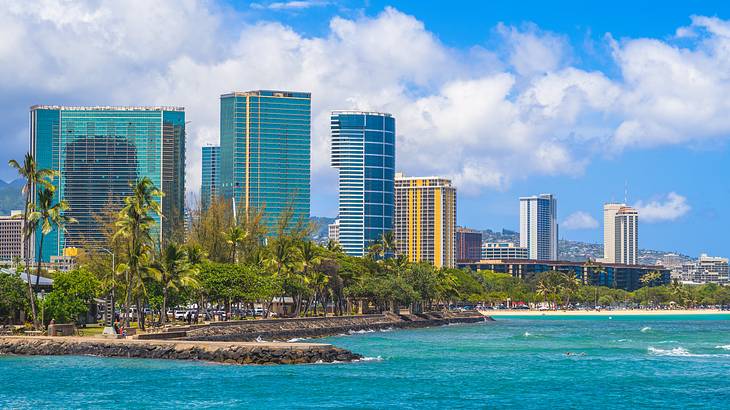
left=0, top=337, right=361, bottom=365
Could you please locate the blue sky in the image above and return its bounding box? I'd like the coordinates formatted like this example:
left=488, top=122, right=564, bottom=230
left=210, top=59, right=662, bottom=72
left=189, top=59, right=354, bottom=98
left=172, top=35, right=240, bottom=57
left=1, top=1, right=728, bottom=256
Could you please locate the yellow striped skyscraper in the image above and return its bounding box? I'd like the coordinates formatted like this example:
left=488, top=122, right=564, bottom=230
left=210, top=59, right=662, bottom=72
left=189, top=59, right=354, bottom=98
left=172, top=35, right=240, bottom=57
left=394, top=173, right=456, bottom=268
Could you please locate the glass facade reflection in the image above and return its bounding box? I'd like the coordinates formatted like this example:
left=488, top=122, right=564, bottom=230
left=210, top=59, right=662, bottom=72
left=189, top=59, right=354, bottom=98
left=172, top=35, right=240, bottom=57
left=30, top=106, right=186, bottom=261
left=331, top=111, right=395, bottom=256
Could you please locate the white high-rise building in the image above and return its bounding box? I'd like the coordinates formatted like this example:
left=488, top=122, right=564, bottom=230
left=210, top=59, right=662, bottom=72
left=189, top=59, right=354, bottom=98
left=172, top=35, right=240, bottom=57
left=603, top=203, right=638, bottom=265
left=519, top=194, right=558, bottom=260
left=615, top=206, right=639, bottom=265
left=603, top=203, right=623, bottom=263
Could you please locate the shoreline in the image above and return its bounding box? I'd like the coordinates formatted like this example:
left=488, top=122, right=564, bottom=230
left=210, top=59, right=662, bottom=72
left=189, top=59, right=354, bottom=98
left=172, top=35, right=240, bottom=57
left=481, top=309, right=730, bottom=317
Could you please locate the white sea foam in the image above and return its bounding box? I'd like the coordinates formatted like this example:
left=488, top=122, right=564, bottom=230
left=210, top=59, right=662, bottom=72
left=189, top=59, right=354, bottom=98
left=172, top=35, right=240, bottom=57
left=287, top=337, right=308, bottom=343
left=715, top=345, right=730, bottom=350
left=646, top=346, right=725, bottom=357
left=355, top=356, right=383, bottom=362
left=379, top=327, right=394, bottom=333
left=255, top=336, right=265, bottom=343
left=348, top=329, right=376, bottom=335
left=523, top=331, right=532, bottom=337
left=641, top=326, right=652, bottom=333
left=616, top=339, right=630, bottom=342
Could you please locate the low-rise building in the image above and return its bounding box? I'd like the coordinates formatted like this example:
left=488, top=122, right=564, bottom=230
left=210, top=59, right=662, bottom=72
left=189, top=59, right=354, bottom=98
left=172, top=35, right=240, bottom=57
left=328, top=219, right=340, bottom=243
left=482, top=242, right=528, bottom=259
left=458, top=259, right=670, bottom=292
left=0, top=211, right=28, bottom=262
left=680, top=254, right=729, bottom=284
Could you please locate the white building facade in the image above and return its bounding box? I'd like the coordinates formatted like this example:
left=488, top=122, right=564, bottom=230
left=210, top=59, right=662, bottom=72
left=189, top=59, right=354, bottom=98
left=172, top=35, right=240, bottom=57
left=519, top=194, right=558, bottom=260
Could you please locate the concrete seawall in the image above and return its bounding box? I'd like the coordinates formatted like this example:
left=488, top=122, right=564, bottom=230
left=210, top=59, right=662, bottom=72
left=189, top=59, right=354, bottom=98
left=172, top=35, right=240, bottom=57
left=0, top=337, right=361, bottom=365
left=171, top=312, right=491, bottom=342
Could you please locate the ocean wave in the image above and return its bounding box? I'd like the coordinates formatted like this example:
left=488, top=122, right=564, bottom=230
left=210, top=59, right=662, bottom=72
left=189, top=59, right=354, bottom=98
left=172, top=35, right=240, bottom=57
left=286, top=337, right=309, bottom=343
left=616, top=339, right=631, bottom=342
left=641, top=326, right=652, bottom=333
left=715, top=345, right=730, bottom=350
left=355, top=356, right=383, bottom=362
left=348, top=329, right=376, bottom=335
left=647, top=346, right=727, bottom=358
left=655, top=340, right=679, bottom=344
left=379, top=327, right=394, bottom=333
left=523, top=331, right=532, bottom=337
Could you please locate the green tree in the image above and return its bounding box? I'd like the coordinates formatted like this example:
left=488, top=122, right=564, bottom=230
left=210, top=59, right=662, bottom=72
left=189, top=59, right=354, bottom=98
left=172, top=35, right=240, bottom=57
left=154, top=243, right=200, bottom=324
left=43, top=268, right=99, bottom=324
left=223, top=226, right=247, bottom=263
left=114, top=177, right=163, bottom=327
left=0, top=271, right=28, bottom=324
left=29, top=186, right=76, bottom=289
left=8, top=153, right=56, bottom=329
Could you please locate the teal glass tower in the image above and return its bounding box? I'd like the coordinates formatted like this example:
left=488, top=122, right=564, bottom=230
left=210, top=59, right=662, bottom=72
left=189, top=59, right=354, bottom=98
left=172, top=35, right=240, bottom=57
left=220, top=91, right=311, bottom=232
left=331, top=111, right=395, bottom=256
left=30, top=105, right=186, bottom=261
left=201, top=145, right=220, bottom=210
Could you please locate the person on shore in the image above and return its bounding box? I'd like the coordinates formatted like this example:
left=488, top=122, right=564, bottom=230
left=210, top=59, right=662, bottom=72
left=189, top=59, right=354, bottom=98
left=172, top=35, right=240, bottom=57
left=186, top=311, right=192, bottom=325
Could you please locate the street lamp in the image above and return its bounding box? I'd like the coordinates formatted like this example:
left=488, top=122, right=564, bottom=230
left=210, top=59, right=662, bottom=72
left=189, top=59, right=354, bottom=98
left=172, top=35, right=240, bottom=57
left=99, top=248, right=115, bottom=327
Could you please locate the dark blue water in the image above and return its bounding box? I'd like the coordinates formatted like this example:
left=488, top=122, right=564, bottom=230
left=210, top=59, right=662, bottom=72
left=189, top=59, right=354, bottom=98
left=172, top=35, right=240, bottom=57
left=3, top=315, right=730, bottom=409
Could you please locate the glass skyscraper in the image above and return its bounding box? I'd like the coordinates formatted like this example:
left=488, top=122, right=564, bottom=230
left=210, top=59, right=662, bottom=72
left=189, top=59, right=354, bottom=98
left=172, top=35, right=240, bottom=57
left=331, top=111, right=395, bottom=256
left=30, top=105, right=186, bottom=261
left=519, top=194, right=558, bottom=260
left=201, top=145, right=220, bottom=210
left=220, top=91, right=311, bottom=232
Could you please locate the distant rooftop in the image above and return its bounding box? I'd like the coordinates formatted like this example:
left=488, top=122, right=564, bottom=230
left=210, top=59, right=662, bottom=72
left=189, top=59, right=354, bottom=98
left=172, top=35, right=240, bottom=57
left=30, top=105, right=184, bottom=112
left=221, top=90, right=311, bottom=98
left=331, top=110, right=392, bottom=117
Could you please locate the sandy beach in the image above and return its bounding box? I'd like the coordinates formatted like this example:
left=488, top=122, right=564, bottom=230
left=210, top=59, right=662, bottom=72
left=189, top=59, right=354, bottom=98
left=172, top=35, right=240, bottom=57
left=480, top=309, right=730, bottom=317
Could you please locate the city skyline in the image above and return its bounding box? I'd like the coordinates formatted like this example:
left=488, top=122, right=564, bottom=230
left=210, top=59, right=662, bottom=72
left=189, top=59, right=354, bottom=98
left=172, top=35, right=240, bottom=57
left=1, top=1, right=729, bottom=256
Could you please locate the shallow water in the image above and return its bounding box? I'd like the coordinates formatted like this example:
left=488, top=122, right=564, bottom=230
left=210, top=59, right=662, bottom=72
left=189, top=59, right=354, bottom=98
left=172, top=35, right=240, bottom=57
left=3, top=315, right=730, bottom=409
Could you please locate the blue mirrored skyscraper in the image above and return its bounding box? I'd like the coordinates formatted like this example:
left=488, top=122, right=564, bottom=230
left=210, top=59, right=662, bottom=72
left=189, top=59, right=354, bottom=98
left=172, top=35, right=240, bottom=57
left=201, top=145, right=220, bottom=210
left=220, top=91, right=311, bottom=233
left=331, top=111, right=395, bottom=256
left=30, top=105, right=186, bottom=261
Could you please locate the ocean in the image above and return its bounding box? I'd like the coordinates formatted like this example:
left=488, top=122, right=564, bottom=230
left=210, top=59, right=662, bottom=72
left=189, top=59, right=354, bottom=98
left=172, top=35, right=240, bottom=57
left=3, top=315, right=730, bottom=409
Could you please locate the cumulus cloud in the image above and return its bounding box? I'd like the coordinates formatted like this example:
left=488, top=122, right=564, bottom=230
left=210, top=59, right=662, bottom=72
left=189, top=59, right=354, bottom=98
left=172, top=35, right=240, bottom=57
left=1, top=2, right=730, bottom=215
left=633, top=192, right=691, bottom=222
left=251, top=1, right=330, bottom=11
left=562, top=211, right=599, bottom=230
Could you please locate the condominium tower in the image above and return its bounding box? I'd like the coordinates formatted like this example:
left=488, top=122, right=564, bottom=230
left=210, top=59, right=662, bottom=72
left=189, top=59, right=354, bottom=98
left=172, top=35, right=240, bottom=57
left=220, top=91, right=311, bottom=232
left=0, top=210, right=28, bottom=262
left=455, top=227, right=482, bottom=262
left=201, top=145, right=220, bottom=210
left=519, top=194, right=558, bottom=260
left=331, top=111, right=395, bottom=256
left=394, top=174, right=456, bottom=268
left=30, top=105, right=186, bottom=261
left=603, top=203, right=639, bottom=265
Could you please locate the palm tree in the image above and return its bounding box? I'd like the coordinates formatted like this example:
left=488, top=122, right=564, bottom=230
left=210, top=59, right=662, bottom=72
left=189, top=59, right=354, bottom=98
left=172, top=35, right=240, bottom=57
left=222, top=226, right=247, bottom=263
left=381, top=231, right=398, bottom=258
left=114, top=177, right=163, bottom=327
left=155, top=243, right=199, bottom=325
left=296, top=240, right=321, bottom=316
left=8, top=153, right=56, bottom=329
left=29, top=186, right=76, bottom=289
left=264, top=237, right=298, bottom=317
left=640, top=271, right=663, bottom=307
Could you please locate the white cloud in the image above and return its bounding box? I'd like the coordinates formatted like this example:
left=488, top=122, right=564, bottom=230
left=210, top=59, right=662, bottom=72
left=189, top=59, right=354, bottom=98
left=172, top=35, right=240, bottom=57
left=562, top=211, right=599, bottom=230
left=633, top=192, right=691, bottom=222
left=252, top=1, right=330, bottom=10
left=1, top=3, right=730, bottom=215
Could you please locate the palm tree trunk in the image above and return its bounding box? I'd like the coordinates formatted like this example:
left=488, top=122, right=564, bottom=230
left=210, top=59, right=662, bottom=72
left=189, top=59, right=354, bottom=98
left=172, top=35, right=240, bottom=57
left=21, top=187, right=38, bottom=329
left=161, top=287, right=168, bottom=325
left=124, top=267, right=132, bottom=328
left=35, top=234, right=45, bottom=290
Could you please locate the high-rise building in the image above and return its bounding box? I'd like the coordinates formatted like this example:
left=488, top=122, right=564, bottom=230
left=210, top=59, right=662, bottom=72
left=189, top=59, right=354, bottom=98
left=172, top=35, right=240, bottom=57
left=331, top=111, right=395, bottom=256
left=394, top=174, right=456, bottom=268
left=602, top=203, right=623, bottom=263
left=0, top=210, right=28, bottom=262
left=603, top=203, right=639, bottom=265
left=482, top=242, right=528, bottom=259
left=615, top=206, right=638, bottom=265
left=328, top=219, right=340, bottom=243
left=456, top=227, right=482, bottom=262
left=30, top=105, right=186, bottom=261
left=201, top=145, right=220, bottom=210
left=519, top=194, right=558, bottom=260
left=220, top=91, right=311, bottom=233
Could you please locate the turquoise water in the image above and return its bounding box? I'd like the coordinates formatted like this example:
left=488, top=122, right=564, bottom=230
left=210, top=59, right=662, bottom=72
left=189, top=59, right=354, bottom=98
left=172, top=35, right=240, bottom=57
left=3, top=315, right=730, bottom=409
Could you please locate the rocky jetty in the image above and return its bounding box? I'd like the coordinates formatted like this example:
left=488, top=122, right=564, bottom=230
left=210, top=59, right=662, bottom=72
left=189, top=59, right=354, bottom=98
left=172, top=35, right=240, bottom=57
left=0, top=337, right=361, bottom=365
left=166, top=311, right=490, bottom=342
